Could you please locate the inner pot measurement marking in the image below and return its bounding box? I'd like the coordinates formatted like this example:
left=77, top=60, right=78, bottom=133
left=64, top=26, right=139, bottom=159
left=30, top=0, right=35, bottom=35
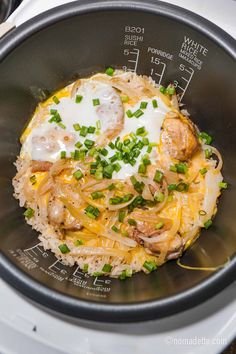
left=150, top=56, right=166, bottom=85
left=24, top=242, right=48, bottom=259
left=123, top=48, right=140, bottom=72
left=175, top=64, right=195, bottom=101
left=48, top=259, right=68, bottom=275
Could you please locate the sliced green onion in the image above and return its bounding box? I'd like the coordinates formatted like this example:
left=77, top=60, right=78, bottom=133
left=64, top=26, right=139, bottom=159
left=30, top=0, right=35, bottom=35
left=84, top=139, right=95, bottom=149
left=88, top=126, right=96, bottom=134
left=118, top=210, right=126, bottom=223
left=205, top=149, right=212, bottom=159
left=155, top=222, right=164, bottom=229
left=176, top=182, right=189, bottom=192
left=52, top=96, right=60, bottom=104
left=75, top=95, right=83, bottom=103
left=60, top=150, right=66, bottom=159
left=126, top=110, right=133, bottom=118
left=130, top=176, right=144, bottom=193
left=103, top=165, right=114, bottom=179
left=136, top=126, right=146, bottom=135
left=102, top=263, right=112, bottom=272
left=152, top=99, right=158, bottom=108
left=170, top=162, right=188, bottom=174
left=138, top=164, right=146, bottom=174
left=204, top=219, right=212, bottom=229
left=80, top=126, right=88, bottom=137
left=85, top=205, right=100, bottom=219
left=170, top=165, right=177, bottom=172
left=155, top=192, right=165, bottom=202
left=111, top=225, right=119, bottom=233
left=143, top=157, right=151, bottom=166
left=105, top=67, right=114, bottom=76
left=200, top=167, right=208, bottom=175
left=199, top=131, right=213, bottom=145
left=219, top=181, right=228, bottom=190
left=121, top=95, right=129, bottom=103
left=128, top=218, right=137, bottom=226
left=96, top=120, right=101, bottom=130
left=133, top=109, right=144, bottom=118
left=23, top=207, right=34, bottom=219
left=159, top=85, right=166, bottom=93
left=57, top=122, right=66, bottom=129
left=75, top=141, right=83, bottom=149
left=93, top=98, right=100, bottom=106
left=167, top=86, right=175, bottom=95
left=58, top=244, right=70, bottom=254
left=73, top=169, right=84, bottom=180
left=142, top=137, right=149, bottom=146
left=119, top=269, right=132, bottom=280
left=93, top=272, right=103, bottom=277
left=89, top=147, right=97, bottom=157
left=168, top=184, right=177, bottom=191
left=143, top=260, right=157, bottom=272
left=113, top=162, right=121, bottom=172
left=73, top=123, right=81, bottom=131
left=122, top=193, right=134, bottom=202
left=108, top=183, right=115, bottom=190
left=140, top=101, right=148, bottom=109
left=100, top=148, right=108, bottom=156
left=109, top=196, right=123, bottom=205
left=153, top=170, right=164, bottom=183
left=74, top=239, right=84, bottom=246
left=108, top=141, right=115, bottom=149
left=83, top=264, right=89, bottom=272
left=91, top=191, right=105, bottom=200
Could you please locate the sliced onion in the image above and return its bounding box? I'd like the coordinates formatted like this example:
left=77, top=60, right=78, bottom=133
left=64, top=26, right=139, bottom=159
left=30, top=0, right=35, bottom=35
left=70, top=246, right=127, bottom=258
left=203, top=144, right=223, bottom=172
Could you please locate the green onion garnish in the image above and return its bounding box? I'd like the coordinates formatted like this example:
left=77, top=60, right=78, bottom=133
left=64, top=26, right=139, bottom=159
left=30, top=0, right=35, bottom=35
left=93, top=272, right=103, bottom=277
left=111, top=225, right=119, bottom=233
left=75, top=95, right=83, bottom=103
left=138, top=164, right=146, bottom=174
left=83, top=264, right=89, bottom=272
left=205, top=149, right=212, bottom=159
left=88, top=126, right=96, bottom=134
left=143, top=261, right=157, bottom=272
left=84, top=139, right=95, bottom=149
left=153, top=170, right=164, bottom=183
left=80, top=126, right=88, bottom=137
left=155, top=222, right=164, bottom=230
left=108, top=141, right=115, bottom=149
left=159, top=86, right=166, bottom=93
left=91, top=191, right=105, bottom=200
left=219, top=181, right=228, bottom=190
left=57, top=122, right=66, bottom=130
left=121, top=95, right=129, bottom=103
left=109, top=196, right=123, bottom=205
left=119, top=269, right=132, bottom=280
left=58, top=244, right=70, bottom=254
left=105, top=67, right=114, bottom=76
left=168, top=184, right=177, bottom=191
left=176, top=182, right=189, bottom=192
left=200, top=167, right=208, bottom=175
left=53, top=96, right=60, bottom=104
left=155, top=192, right=165, bottom=202
left=126, top=110, right=133, bottom=118
left=102, top=263, right=112, bottom=272
left=128, top=218, right=137, bottom=226
left=96, top=120, right=101, bottom=130
left=152, top=99, right=158, bottom=108
left=103, top=164, right=114, bottom=179
left=93, top=98, right=100, bottom=106
left=108, top=183, right=115, bottom=190
left=74, top=239, right=84, bottom=246
left=113, top=162, right=121, bottom=172
left=118, top=210, right=126, bottom=223
left=73, top=123, right=81, bottom=131
left=136, top=126, right=146, bottom=136
left=75, top=141, right=83, bottom=149
left=130, top=176, right=144, bottom=193
left=199, top=132, right=213, bottom=145
left=73, top=169, right=84, bottom=180
left=167, top=86, right=175, bottom=95
left=204, top=219, right=212, bottom=229
left=140, top=101, right=148, bottom=109
left=133, top=109, right=144, bottom=118
left=60, top=151, right=66, bottom=159
left=23, top=207, right=34, bottom=219
left=85, top=205, right=100, bottom=219
left=100, top=148, right=108, bottom=156
left=170, top=162, right=188, bottom=174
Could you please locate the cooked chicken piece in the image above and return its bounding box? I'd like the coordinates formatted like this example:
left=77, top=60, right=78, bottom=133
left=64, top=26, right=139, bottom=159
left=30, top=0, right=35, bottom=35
left=31, top=160, right=53, bottom=172
left=161, top=113, right=199, bottom=161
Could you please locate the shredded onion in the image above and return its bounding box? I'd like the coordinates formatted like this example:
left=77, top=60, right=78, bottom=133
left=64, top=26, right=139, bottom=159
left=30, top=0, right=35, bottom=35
left=70, top=246, right=128, bottom=258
